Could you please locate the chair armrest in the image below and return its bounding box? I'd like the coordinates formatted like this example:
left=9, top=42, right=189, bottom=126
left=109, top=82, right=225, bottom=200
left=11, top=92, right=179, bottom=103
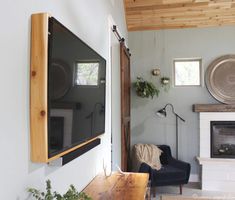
left=169, top=158, right=191, bottom=181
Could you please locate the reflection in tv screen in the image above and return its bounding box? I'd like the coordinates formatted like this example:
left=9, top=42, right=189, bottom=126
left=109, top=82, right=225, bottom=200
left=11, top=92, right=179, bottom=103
left=75, top=62, right=99, bottom=86
left=48, top=17, right=106, bottom=158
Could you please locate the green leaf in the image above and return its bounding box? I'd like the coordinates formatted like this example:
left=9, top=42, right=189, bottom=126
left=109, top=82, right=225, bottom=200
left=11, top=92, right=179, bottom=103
left=27, top=180, right=92, bottom=200
left=134, top=76, right=159, bottom=99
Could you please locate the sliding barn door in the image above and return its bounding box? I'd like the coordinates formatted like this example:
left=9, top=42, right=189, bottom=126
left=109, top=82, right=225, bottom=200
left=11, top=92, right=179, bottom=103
left=120, top=42, right=131, bottom=172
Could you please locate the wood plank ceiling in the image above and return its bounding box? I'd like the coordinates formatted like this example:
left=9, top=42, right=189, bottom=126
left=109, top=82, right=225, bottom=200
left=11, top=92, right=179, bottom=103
left=124, top=0, right=235, bottom=31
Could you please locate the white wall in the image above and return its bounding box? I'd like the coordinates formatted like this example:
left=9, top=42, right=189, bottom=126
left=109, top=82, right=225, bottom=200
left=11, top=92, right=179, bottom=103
left=111, top=34, right=122, bottom=169
left=129, top=26, right=235, bottom=176
left=0, top=0, right=127, bottom=199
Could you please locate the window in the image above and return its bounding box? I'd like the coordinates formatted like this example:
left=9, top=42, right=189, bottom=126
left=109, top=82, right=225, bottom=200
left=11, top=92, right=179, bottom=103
left=75, top=62, right=99, bottom=86
left=174, top=59, right=202, bottom=86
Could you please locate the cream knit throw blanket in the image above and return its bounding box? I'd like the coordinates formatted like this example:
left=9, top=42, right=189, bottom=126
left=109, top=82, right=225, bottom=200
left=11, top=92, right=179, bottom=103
left=132, top=143, right=162, bottom=172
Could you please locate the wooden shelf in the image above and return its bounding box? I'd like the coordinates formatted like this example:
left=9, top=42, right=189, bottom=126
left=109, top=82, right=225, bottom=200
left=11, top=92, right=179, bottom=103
left=193, top=104, right=235, bottom=112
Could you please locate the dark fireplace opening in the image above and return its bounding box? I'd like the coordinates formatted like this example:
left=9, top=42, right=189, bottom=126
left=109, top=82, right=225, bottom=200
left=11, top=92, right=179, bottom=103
left=211, top=121, right=235, bottom=158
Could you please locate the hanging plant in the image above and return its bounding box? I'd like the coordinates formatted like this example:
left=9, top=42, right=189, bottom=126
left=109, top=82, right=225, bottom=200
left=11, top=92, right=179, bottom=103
left=160, top=76, right=170, bottom=92
left=134, top=77, right=159, bottom=99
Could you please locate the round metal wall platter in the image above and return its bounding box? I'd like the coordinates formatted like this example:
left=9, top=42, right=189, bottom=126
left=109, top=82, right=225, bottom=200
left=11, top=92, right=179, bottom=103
left=206, top=55, right=235, bottom=104
left=50, top=59, right=72, bottom=100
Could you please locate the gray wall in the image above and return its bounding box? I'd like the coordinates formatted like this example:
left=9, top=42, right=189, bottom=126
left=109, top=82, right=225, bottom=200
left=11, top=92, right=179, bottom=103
left=129, top=26, right=235, bottom=175
left=0, top=0, right=127, bottom=199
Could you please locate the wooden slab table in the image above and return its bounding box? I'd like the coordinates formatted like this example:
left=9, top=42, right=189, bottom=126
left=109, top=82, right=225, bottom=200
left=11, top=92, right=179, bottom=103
left=83, top=172, right=149, bottom=200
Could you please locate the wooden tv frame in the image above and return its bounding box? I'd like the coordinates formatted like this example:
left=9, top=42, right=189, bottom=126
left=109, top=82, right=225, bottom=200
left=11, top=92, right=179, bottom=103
left=30, top=13, right=101, bottom=163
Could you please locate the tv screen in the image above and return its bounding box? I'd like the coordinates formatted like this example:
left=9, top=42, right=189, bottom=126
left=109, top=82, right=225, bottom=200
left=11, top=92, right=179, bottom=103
left=48, top=17, right=106, bottom=158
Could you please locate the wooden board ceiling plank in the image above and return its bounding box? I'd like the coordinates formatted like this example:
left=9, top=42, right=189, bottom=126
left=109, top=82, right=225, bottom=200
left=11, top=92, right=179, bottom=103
left=126, top=5, right=232, bottom=16
left=126, top=2, right=209, bottom=11
left=127, top=8, right=235, bottom=15
left=125, top=0, right=166, bottom=7
left=126, top=12, right=235, bottom=24
left=128, top=20, right=235, bottom=31
left=128, top=25, right=196, bottom=31
left=127, top=8, right=235, bottom=20
left=124, top=0, right=235, bottom=30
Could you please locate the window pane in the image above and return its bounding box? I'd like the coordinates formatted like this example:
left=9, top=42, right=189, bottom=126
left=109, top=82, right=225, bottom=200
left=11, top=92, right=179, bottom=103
left=75, top=62, right=99, bottom=86
left=174, top=60, right=201, bottom=86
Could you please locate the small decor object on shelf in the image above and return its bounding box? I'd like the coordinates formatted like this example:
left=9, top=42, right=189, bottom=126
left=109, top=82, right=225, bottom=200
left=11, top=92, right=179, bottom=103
left=152, top=68, right=161, bottom=76
left=160, top=77, right=170, bottom=91
left=134, top=77, right=159, bottom=99
left=160, top=77, right=170, bottom=85
left=28, top=180, right=92, bottom=200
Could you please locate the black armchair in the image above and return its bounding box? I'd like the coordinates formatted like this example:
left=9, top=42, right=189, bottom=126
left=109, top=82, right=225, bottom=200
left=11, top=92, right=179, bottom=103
left=139, top=145, right=191, bottom=195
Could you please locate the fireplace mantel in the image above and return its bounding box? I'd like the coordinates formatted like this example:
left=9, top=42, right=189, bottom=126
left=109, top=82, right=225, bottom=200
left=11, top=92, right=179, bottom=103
left=197, top=157, right=235, bottom=164
left=193, top=104, right=235, bottom=112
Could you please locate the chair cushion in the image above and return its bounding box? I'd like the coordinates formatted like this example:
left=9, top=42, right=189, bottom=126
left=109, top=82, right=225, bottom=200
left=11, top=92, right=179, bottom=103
left=151, top=165, right=187, bottom=186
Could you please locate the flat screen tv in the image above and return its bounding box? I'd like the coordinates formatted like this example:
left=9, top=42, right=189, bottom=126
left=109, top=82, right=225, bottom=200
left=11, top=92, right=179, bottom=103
left=47, top=17, right=106, bottom=158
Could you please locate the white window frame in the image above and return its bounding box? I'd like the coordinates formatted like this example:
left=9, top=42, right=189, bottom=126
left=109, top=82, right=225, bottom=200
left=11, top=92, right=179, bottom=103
left=173, top=58, right=203, bottom=87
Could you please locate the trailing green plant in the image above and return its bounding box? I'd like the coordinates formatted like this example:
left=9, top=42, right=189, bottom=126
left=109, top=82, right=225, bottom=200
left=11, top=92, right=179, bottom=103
left=28, top=180, right=92, bottom=200
left=134, top=76, right=159, bottom=99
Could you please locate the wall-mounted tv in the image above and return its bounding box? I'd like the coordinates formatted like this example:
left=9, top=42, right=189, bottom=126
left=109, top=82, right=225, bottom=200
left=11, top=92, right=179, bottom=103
left=48, top=17, right=106, bottom=158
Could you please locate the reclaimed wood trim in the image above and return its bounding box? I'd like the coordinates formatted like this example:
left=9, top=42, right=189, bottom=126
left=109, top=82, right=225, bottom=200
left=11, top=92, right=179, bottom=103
left=30, top=13, right=103, bottom=163
left=120, top=42, right=131, bottom=171
left=193, top=104, right=235, bottom=112
left=30, top=13, right=49, bottom=162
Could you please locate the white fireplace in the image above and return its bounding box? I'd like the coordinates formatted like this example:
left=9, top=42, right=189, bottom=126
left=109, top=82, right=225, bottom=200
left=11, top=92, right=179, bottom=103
left=198, top=112, right=235, bottom=192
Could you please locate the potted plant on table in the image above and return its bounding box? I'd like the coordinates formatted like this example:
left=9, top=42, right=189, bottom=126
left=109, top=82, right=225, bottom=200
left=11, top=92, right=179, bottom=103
left=28, top=180, right=92, bottom=200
